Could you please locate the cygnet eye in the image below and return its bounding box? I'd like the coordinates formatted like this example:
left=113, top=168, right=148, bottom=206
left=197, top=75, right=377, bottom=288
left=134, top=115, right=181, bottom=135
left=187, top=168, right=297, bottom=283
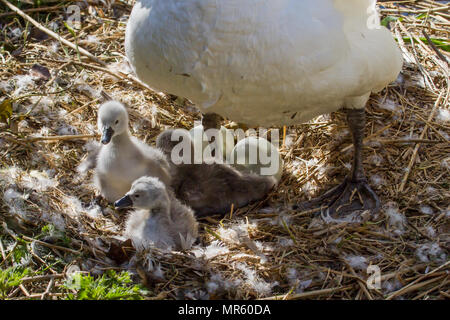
left=134, top=194, right=140, bottom=198
left=115, top=120, right=119, bottom=125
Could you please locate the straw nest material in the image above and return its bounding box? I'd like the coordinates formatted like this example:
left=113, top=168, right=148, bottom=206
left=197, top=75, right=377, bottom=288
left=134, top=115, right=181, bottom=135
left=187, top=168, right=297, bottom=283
left=0, top=0, right=448, bottom=300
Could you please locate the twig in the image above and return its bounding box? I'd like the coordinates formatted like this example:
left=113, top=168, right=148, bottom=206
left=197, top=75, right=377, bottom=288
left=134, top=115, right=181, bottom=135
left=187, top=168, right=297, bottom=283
left=313, top=223, right=348, bottom=237
left=340, top=123, right=393, bottom=153
left=70, top=60, right=122, bottom=79
left=71, top=60, right=154, bottom=92
left=399, top=92, right=444, bottom=192
left=68, top=97, right=101, bottom=115
left=387, top=260, right=450, bottom=300
left=380, top=5, right=450, bottom=14
left=21, top=236, right=82, bottom=255
left=0, top=5, right=63, bottom=18
left=16, top=292, right=65, bottom=299
left=261, top=285, right=353, bottom=300
left=0, top=134, right=32, bottom=147
left=398, top=21, right=436, bottom=92
left=0, top=242, right=17, bottom=267
left=388, top=275, right=446, bottom=299
left=0, top=240, right=7, bottom=263
left=422, top=30, right=449, bottom=64
left=7, top=287, right=21, bottom=299
left=30, top=251, right=58, bottom=275
left=41, top=278, right=55, bottom=300
left=19, top=284, right=30, bottom=297
left=0, top=0, right=106, bottom=66
left=21, top=274, right=65, bottom=284
left=379, top=138, right=448, bottom=144
left=24, top=134, right=98, bottom=142
left=291, top=207, right=322, bottom=217
left=46, top=61, right=74, bottom=88
left=413, top=277, right=449, bottom=300
left=42, top=57, right=153, bottom=92
left=394, top=25, right=416, bottom=64
left=342, top=259, right=374, bottom=300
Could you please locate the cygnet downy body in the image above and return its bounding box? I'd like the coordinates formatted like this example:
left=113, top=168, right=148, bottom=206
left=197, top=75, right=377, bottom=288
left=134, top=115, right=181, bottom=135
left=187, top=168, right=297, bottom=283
left=115, top=176, right=198, bottom=250
left=95, top=101, right=171, bottom=202
left=156, top=129, right=276, bottom=217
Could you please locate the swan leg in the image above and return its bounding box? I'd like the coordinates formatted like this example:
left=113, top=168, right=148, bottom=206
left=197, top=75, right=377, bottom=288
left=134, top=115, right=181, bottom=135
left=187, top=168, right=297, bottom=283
left=297, top=108, right=380, bottom=217
left=202, top=113, right=224, bottom=158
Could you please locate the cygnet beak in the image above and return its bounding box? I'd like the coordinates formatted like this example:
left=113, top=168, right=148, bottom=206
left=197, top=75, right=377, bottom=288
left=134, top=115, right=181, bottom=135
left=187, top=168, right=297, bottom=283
left=101, top=127, right=114, bottom=145
left=114, top=195, right=133, bottom=209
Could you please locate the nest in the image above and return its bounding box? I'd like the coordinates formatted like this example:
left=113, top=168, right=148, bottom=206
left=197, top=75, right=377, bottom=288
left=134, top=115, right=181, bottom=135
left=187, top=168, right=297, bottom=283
left=0, top=0, right=448, bottom=300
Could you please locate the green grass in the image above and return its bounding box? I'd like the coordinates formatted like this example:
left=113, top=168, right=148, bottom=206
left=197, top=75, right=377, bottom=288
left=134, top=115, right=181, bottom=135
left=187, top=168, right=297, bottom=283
left=38, top=224, right=71, bottom=246
left=1, top=225, right=148, bottom=300
left=0, top=266, right=30, bottom=299
left=382, top=16, right=450, bottom=52
left=64, top=270, right=148, bottom=300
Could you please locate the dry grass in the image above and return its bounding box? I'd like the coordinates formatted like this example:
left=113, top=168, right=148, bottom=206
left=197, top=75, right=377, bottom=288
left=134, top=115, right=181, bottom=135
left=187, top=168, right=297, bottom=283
left=0, top=0, right=448, bottom=300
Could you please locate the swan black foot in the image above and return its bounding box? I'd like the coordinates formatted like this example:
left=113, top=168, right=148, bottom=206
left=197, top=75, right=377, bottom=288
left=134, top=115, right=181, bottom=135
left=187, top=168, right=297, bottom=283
left=297, top=177, right=380, bottom=218
left=296, top=108, right=380, bottom=220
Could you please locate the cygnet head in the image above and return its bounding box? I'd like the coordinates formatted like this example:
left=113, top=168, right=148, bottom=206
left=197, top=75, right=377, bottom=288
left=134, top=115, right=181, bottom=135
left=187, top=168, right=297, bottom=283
left=156, top=128, right=192, bottom=156
left=97, top=101, right=129, bottom=144
left=114, top=176, right=170, bottom=214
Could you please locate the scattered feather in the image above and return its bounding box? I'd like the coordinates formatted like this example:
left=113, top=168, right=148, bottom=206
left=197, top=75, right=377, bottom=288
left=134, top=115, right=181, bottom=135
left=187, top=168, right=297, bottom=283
left=383, top=202, right=406, bottom=235
left=436, top=108, right=449, bottom=123
left=57, top=124, right=78, bottom=136
left=13, top=75, right=34, bottom=95
left=370, top=174, right=385, bottom=187
left=382, top=279, right=402, bottom=294
left=425, top=226, right=436, bottom=238
left=344, top=255, right=368, bottom=271
left=192, top=241, right=229, bottom=260
left=416, top=243, right=447, bottom=263
left=235, top=262, right=278, bottom=296
left=3, top=188, right=29, bottom=219
left=419, top=205, right=434, bottom=215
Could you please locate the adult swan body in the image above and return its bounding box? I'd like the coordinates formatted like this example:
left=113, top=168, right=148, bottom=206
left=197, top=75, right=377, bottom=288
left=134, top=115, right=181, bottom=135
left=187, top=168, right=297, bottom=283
left=125, top=0, right=403, bottom=216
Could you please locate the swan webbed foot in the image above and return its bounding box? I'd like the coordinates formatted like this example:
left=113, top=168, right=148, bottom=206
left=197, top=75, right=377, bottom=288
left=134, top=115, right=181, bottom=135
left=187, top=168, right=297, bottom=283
left=296, top=177, right=380, bottom=218
left=297, top=107, right=380, bottom=219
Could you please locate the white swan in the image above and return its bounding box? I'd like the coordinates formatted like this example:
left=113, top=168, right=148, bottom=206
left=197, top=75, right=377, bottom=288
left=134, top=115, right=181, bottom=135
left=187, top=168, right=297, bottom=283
left=125, top=0, right=403, bottom=216
left=95, top=101, right=171, bottom=202
left=115, top=176, right=199, bottom=250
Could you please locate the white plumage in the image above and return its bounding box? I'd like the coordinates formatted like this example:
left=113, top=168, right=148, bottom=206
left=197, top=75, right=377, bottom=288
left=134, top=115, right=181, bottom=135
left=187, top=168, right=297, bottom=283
left=125, top=0, right=402, bottom=127
left=125, top=0, right=403, bottom=216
